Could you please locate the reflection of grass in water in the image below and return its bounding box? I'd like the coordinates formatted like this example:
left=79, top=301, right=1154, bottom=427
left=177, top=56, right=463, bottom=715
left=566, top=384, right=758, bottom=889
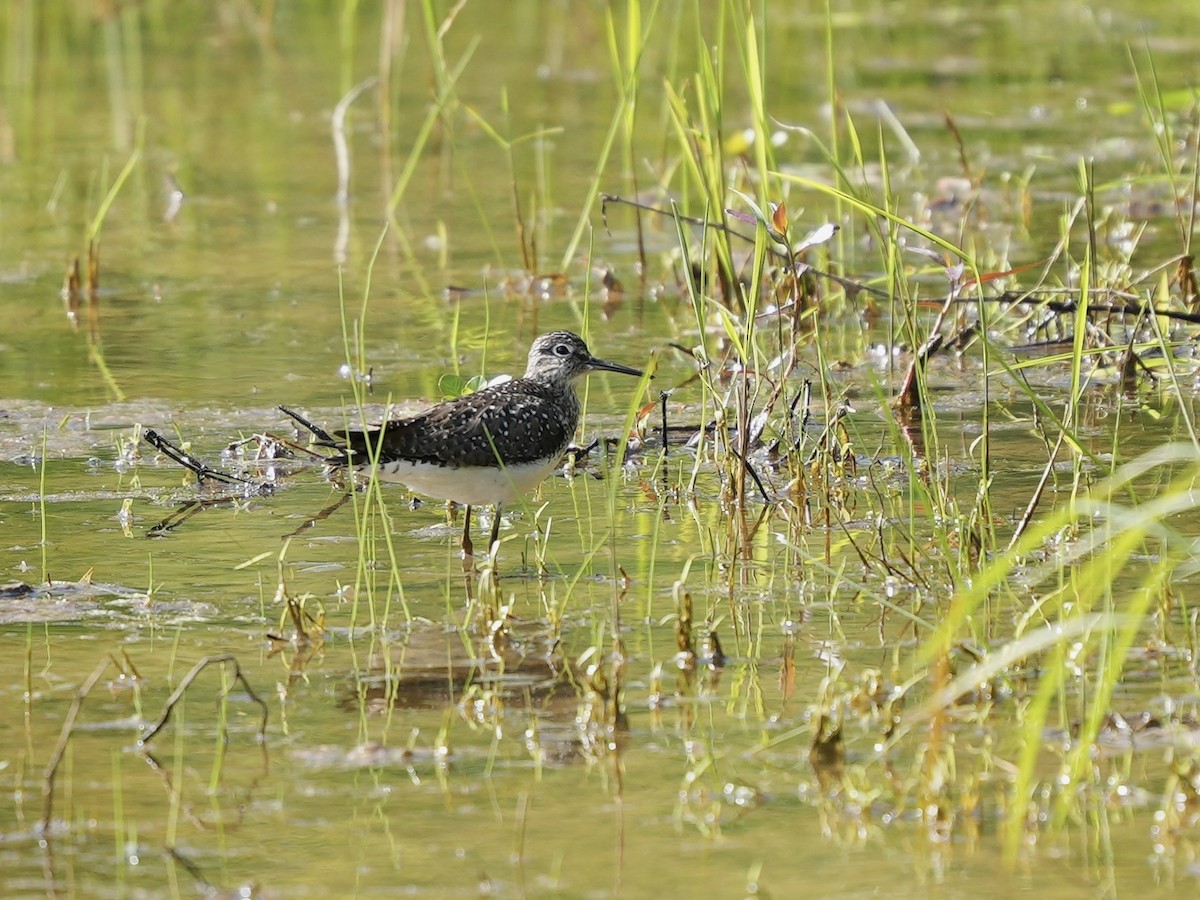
left=60, top=115, right=146, bottom=403
left=38, top=427, right=48, bottom=584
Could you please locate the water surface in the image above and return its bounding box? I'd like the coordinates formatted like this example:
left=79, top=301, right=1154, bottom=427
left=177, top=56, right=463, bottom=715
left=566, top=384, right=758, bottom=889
left=3, top=1, right=1200, bottom=896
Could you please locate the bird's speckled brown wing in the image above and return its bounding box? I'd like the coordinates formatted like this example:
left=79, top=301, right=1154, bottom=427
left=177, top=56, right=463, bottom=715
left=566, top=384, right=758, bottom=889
left=338, top=380, right=577, bottom=469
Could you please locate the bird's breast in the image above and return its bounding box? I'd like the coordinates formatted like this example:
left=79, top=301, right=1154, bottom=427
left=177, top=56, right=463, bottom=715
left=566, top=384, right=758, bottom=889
left=373, top=456, right=564, bottom=506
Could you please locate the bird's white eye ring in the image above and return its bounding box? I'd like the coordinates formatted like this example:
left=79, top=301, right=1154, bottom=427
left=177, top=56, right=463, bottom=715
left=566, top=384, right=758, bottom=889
left=553, top=343, right=572, bottom=357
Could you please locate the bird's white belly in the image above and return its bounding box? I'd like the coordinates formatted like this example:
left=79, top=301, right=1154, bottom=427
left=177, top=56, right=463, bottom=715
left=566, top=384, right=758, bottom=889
left=373, top=457, right=560, bottom=506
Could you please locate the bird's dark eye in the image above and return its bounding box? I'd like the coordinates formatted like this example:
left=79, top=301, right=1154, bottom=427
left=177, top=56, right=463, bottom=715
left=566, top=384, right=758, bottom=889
left=553, top=343, right=572, bottom=357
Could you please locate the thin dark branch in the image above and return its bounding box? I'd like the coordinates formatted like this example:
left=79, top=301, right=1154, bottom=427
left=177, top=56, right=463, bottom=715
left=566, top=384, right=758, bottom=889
left=600, top=192, right=889, bottom=300
left=605, top=193, right=1200, bottom=325
left=976, top=289, right=1200, bottom=326
left=729, top=448, right=772, bottom=504
left=660, top=390, right=671, bottom=456
left=143, top=430, right=252, bottom=486
left=566, top=439, right=601, bottom=460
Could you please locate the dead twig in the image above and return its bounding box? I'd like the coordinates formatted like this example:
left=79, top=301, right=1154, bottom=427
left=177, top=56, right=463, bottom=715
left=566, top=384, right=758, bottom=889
left=729, top=448, right=771, bottom=504
left=600, top=192, right=888, bottom=300
left=978, top=287, right=1200, bottom=326
left=143, top=430, right=254, bottom=486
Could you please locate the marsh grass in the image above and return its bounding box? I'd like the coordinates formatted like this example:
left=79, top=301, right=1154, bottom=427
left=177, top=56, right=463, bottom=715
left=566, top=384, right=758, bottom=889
left=13, top=0, right=1200, bottom=893
left=584, top=0, right=1200, bottom=861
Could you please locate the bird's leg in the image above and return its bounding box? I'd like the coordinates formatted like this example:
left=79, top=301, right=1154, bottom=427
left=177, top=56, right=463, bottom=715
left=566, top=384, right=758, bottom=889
left=461, top=504, right=474, bottom=558
left=488, top=504, right=502, bottom=553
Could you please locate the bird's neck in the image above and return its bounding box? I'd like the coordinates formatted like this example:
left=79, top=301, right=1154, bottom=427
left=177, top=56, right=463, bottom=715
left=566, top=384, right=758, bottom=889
left=523, top=370, right=578, bottom=391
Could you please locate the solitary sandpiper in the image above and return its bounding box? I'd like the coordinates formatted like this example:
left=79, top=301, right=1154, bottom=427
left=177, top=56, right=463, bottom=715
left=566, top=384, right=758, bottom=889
left=282, top=331, right=645, bottom=555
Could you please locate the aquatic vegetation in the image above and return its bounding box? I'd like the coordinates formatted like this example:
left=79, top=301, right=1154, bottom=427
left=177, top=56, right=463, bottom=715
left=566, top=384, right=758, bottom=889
left=3, top=0, right=1200, bottom=896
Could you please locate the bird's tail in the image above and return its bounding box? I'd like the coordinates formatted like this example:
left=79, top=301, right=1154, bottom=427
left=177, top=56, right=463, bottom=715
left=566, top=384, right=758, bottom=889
left=278, top=406, right=340, bottom=445
left=337, top=427, right=381, bottom=457
left=278, top=405, right=359, bottom=465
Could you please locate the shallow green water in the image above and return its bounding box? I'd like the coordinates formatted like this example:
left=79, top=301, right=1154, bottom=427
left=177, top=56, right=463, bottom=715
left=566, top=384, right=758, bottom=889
left=3, top=1, right=1200, bottom=897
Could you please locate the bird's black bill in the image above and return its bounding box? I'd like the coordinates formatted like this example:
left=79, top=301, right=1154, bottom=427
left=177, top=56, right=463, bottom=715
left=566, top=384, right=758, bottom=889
left=586, top=357, right=645, bottom=378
